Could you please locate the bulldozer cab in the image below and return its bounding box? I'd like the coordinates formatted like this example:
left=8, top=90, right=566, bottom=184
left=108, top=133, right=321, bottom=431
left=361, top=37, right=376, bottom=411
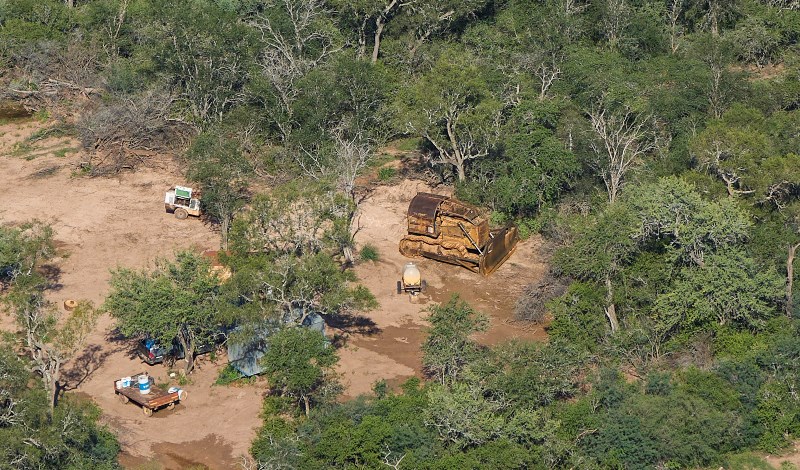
left=407, top=193, right=448, bottom=237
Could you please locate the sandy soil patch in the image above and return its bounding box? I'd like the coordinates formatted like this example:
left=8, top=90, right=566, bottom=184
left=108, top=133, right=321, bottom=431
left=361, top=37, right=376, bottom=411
left=1, top=118, right=549, bottom=468
left=339, top=179, right=549, bottom=397
left=1, top=120, right=261, bottom=469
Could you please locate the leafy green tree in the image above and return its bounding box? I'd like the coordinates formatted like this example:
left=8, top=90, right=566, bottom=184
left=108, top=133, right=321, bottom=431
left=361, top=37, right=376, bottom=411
left=0, top=347, right=120, bottom=469
left=329, top=0, right=407, bottom=63
left=424, top=381, right=555, bottom=450
left=247, top=0, right=341, bottom=142
left=625, top=176, right=751, bottom=264
left=186, top=128, right=252, bottom=249
left=1, top=223, right=99, bottom=412
left=261, top=327, right=339, bottom=416
left=104, top=251, right=222, bottom=373
left=422, top=295, right=488, bottom=385
left=555, top=205, right=638, bottom=332
left=398, top=47, right=503, bottom=182
left=690, top=105, right=773, bottom=197
left=133, top=0, right=255, bottom=125
left=654, top=250, right=783, bottom=338
left=460, top=100, right=579, bottom=217
left=475, top=340, right=586, bottom=408
left=547, top=282, right=610, bottom=352
left=223, top=186, right=376, bottom=326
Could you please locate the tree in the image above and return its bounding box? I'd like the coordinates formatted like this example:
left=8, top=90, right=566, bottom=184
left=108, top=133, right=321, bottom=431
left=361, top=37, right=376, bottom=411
left=0, top=346, right=120, bottom=469
left=186, top=128, right=252, bottom=250
left=587, top=101, right=654, bottom=203
left=249, top=0, right=341, bottom=142
left=598, top=0, right=631, bottom=49
left=422, top=295, right=488, bottom=384
left=402, top=0, right=489, bottom=60
left=730, top=17, right=779, bottom=68
left=104, top=251, right=222, bottom=373
left=1, top=222, right=99, bottom=412
left=330, top=0, right=408, bottom=63
left=686, top=0, right=739, bottom=37
left=625, top=176, right=751, bottom=265
left=138, top=0, right=255, bottom=125
left=224, top=186, right=376, bottom=326
left=460, top=100, right=579, bottom=217
left=554, top=205, right=638, bottom=332
left=400, top=49, right=503, bottom=182
left=654, top=250, right=783, bottom=339
left=260, top=327, right=339, bottom=416
left=690, top=105, right=772, bottom=197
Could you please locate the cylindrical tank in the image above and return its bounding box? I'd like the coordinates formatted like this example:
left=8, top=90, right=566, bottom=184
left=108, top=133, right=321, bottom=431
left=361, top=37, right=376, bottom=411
left=138, top=374, right=151, bottom=395
left=402, top=262, right=421, bottom=286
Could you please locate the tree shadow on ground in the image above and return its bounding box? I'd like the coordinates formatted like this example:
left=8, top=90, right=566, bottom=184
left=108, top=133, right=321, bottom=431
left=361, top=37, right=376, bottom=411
left=106, top=328, right=142, bottom=361
left=38, top=263, right=63, bottom=292
left=325, top=312, right=381, bottom=337
left=61, top=344, right=108, bottom=392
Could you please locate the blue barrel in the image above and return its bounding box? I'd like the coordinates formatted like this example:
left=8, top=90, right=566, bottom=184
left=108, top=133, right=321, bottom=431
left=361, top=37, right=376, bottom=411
left=138, top=375, right=150, bottom=394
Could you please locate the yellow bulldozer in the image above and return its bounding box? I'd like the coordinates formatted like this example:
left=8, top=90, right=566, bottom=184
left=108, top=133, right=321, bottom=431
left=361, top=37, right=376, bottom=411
left=399, top=193, right=519, bottom=276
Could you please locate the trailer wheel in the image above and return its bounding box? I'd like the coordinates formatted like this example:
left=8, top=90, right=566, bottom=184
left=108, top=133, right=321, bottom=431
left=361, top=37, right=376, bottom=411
left=396, top=281, right=402, bottom=295
left=118, top=393, right=129, bottom=404
left=166, top=402, right=175, bottom=411
left=142, top=407, right=153, bottom=417
left=174, top=208, right=188, bottom=220
left=420, top=280, right=427, bottom=293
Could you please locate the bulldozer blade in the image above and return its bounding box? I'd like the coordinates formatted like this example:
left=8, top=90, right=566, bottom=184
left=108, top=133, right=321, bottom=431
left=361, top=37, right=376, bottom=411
left=479, top=226, right=519, bottom=276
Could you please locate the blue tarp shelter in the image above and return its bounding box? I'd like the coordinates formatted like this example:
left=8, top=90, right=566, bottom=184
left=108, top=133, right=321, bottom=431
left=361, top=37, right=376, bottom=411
left=227, top=310, right=325, bottom=377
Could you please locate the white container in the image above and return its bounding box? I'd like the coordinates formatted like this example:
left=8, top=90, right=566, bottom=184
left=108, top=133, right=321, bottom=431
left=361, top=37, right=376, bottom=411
left=402, top=263, right=421, bottom=286
left=115, top=380, right=122, bottom=390
left=121, top=376, right=131, bottom=388
left=138, top=375, right=150, bottom=395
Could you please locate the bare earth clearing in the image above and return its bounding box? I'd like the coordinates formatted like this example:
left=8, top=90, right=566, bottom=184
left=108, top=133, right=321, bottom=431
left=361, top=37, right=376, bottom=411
left=1, top=119, right=547, bottom=469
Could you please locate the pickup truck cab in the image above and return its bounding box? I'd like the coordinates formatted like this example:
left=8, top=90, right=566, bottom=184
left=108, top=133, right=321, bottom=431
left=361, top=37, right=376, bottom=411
left=137, top=337, right=219, bottom=366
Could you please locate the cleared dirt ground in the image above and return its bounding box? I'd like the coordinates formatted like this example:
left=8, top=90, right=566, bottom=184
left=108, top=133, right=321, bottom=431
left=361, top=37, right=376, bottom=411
left=0, top=118, right=548, bottom=469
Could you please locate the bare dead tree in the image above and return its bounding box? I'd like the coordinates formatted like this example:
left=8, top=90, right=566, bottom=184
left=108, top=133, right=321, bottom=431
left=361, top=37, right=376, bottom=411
left=516, top=48, right=563, bottom=101
left=761, top=0, right=800, bottom=9
left=99, top=0, right=130, bottom=60
left=250, top=0, right=341, bottom=141
left=600, top=0, right=630, bottom=49
left=667, top=0, right=684, bottom=54
left=588, top=103, right=654, bottom=204
left=382, top=445, right=407, bottom=469
left=788, top=241, right=800, bottom=317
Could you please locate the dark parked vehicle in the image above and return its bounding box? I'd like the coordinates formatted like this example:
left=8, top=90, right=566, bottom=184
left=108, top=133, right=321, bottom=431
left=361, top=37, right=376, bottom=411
left=137, top=335, right=222, bottom=366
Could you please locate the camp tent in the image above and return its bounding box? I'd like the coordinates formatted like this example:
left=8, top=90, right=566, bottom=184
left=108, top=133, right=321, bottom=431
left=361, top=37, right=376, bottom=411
left=227, top=310, right=325, bottom=377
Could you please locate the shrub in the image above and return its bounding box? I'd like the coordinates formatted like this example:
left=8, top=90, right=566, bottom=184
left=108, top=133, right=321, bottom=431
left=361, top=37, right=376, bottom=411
left=377, top=167, right=396, bottom=181
left=360, top=243, right=380, bottom=262
left=215, top=364, right=243, bottom=385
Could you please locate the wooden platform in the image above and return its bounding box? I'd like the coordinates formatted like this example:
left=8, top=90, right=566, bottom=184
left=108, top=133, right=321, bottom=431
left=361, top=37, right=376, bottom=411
left=114, top=373, right=182, bottom=417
